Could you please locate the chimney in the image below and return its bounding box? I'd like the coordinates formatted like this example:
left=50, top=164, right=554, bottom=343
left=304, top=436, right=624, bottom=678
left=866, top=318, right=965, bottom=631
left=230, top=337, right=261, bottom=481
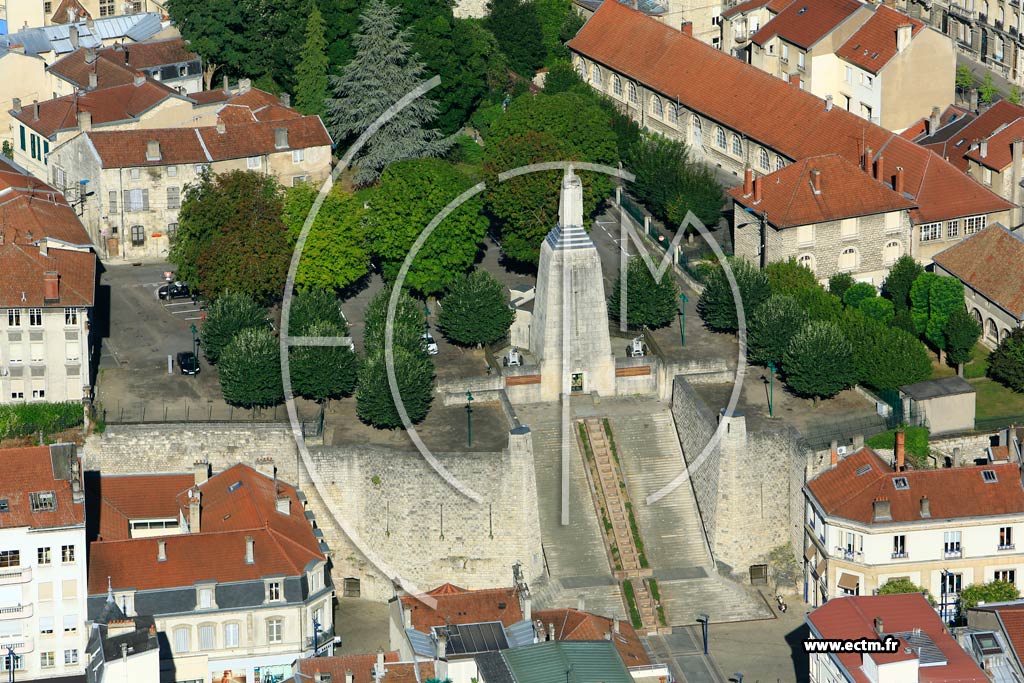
left=577, top=594, right=585, bottom=612
left=874, top=617, right=884, bottom=635
left=280, top=92, right=291, bottom=108
left=613, top=619, right=620, bottom=634
left=124, top=48, right=130, bottom=66
left=920, top=496, right=930, bottom=518
left=864, top=147, right=873, bottom=171
left=146, top=140, right=161, bottom=161
left=32, top=100, right=39, bottom=122
left=873, top=497, right=892, bottom=521
left=314, top=674, right=324, bottom=683
left=133, top=71, right=145, bottom=87
left=157, top=540, right=166, bottom=562
left=193, top=461, right=208, bottom=486
left=810, top=169, right=822, bottom=194
left=376, top=649, right=385, bottom=675
left=216, top=119, right=226, bottom=134
left=346, top=673, right=354, bottom=683
left=895, top=166, right=904, bottom=194
left=896, top=23, right=912, bottom=52
left=222, top=74, right=230, bottom=93
left=403, top=605, right=413, bottom=628
left=830, top=439, right=838, bottom=466
left=753, top=176, right=762, bottom=203
left=88, top=71, right=97, bottom=89
left=681, top=21, right=693, bottom=36
left=43, top=271, right=59, bottom=302
left=244, top=536, right=254, bottom=564
left=743, top=168, right=753, bottom=196
left=825, top=94, right=833, bottom=112
left=436, top=631, right=447, bottom=659
left=927, top=106, right=940, bottom=135
left=274, top=127, right=288, bottom=150
left=874, top=156, right=885, bottom=182
left=77, top=110, right=91, bottom=131
left=69, top=25, right=79, bottom=49
left=85, top=47, right=97, bottom=64
left=188, top=489, right=201, bottom=534
left=548, top=622, right=555, bottom=641
left=275, top=494, right=290, bottom=515
left=981, top=138, right=989, bottom=158
left=239, top=77, right=251, bottom=94
left=895, top=429, right=906, bottom=471
left=12, top=98, right=21, bottom=114
left=522, top=589, right=532, bottom=622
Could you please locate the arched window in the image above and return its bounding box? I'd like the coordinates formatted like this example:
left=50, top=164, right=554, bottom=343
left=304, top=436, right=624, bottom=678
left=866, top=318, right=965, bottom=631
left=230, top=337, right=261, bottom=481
left=1001, top=328, right=1011, bottom=342
left=838, top=247, right=859, bottom=271
left=592, top=65, right=602, bottom=86
left=999, top=6, right=1005, bottom=24
left=775, top=156, right=785, bottom=171
left=628, top=82, right=638, bottom=104
left=652, top=96, right=663, bottom=117
left=173, top=627, right=191, bottom=654
left=972, top=308, right=983, bottom=324
left=797, top=253, right=816, bottom=274
left=692, top=116, right=702, bottom=145
left=577, top=59, right=587, bottom=79
left=732, top=135, right=742, bottom=156
left=883, top=240, right=901, bottom=265
left=986, top=318, right=999, bottom=342
left=669, top=104, right=679, bottom=124
left=715, top=127, right=726, bottom=148
left=758, top=147, right=770, bottom=171
left=613, top=75, right=623, bottom=97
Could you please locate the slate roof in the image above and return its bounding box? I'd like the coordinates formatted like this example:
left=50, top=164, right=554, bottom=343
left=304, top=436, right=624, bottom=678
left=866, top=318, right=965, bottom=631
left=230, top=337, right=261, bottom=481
left=91, top=615, right=160, bottom=662
left=904, top=105, right=975, bottom=144
left=87, top=464, right=325, bottom=594
left=399, top=583, right=524, bottom=630
left=835, top=5, right=924, bottom=74
left=532, top=608, right=650, bottom=667
left=0, top=14, right=162, bottom=56
left=971, top=601, right=1024, bottom=670
left=806, top=447, right=1024, bottom=524
left=0, top=445, right=84, bottom=530
left=567, top=0, right=1014, bottom=224
left=900, top=375, right=976, bottom=400
left=932, top=225, right=1024, bottom=320
left=499, top=640, right=634, bottom=683
left=808, top=594, right=988, bottom=682
left=728, top=153, right=916, bottom=228
left=750, top=0, right=863, bottom=49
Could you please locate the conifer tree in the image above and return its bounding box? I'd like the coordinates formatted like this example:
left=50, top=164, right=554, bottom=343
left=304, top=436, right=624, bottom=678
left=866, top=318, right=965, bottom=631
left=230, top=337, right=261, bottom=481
left=294, top=3, right=329, bottom=117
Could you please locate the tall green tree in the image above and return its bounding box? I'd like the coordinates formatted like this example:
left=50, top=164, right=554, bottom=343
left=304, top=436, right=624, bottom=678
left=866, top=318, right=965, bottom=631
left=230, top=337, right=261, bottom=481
left=881, top=255, right=924, bottom=312
left=534, top=0, right=572, bottom=60
left=782, top=321, right=857, bottom=401
left=765, top=258, right=817, bottom=295
left=626, top=134, right=723, bottom=229
left=828, top=272, right=854, bottom=301
left=326, top=0, right=451, bottom=185
left=199, top=291, right=267, bottom=364
left=489, top=91, right=620, bottom=164
left=283, top=183, right=369, bottom=292
left=294, top=3, right=330, bottom=117
left=857, top=296, right=895, bottom=324
left=944, top=307, right=982, bottom=375
left=288, top=287, right=348, bottom=336
left=438, top=270, right=515, bottom=345
left=484, top=0, right=546, bottom=76
left=925, top=277, right=965, bottom=361
left=363, top=286, right=429, bottom=352
left=909, top=271, right=938, bottom=335
left=356, top=346, right=435, bottom=427
left=218, top=327, right=284, bottom=407
left=543, top=60, right=585, bottom=95
left=842, top=282, right=876, bottom=309
left=989, top=328, right=1024, bottom=392
left=170, top=170, right=291, bottom=303
left=365, top=159, right=487, bottom=296
left=747, top=295, right=807, bottom=367
left=289, top=320, right=358, bottom=401
left=697, top=258, right=771, bottom=333
left=956, top=64, right=974, bottom=98
left=792, top=286, right=844, bottom=322
left=839, top=309, right=931, bottom=391
left=979, top=72, right=998, bottom=105
left=609, top=256, right=680, bottom=330
left=166, top=0, right=249, bottom=87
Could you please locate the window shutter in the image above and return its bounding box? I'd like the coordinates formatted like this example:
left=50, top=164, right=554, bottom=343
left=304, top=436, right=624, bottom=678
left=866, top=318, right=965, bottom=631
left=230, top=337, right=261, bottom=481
left=109, top=191, right=117, bottom=213
left=123, top=190, right=130, bottom=211
left=142, top=189, right=149, bottom=211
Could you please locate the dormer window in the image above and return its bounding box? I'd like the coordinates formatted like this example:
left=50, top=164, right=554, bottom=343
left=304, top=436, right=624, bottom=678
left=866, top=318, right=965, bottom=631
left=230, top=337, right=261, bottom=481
left=983, top=469, right=998, bottom=483
left=196, top=584, right=217, bottom=610
left=29, top=491, right=56, bottom=512
left=893, top=477, right=909, bottom=490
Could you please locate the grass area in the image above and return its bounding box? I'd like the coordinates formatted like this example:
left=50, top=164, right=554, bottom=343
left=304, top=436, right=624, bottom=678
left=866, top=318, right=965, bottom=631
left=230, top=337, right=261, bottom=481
left=603, top=418, right=620, bottom=465
left=0, top=402, right=82, bottom=440
left=622, top=579, right=643, bottom=629
left=648, top=579, right=667, bottom=626
left=972, top=377, right=1024, bottom=425
left=578, top=422, right=593, bottom=460
left=866, top=427, right=931, bottom=468
left=931, top=342, right=990, bottom=380
left=624, top=502, right=649, bottom=569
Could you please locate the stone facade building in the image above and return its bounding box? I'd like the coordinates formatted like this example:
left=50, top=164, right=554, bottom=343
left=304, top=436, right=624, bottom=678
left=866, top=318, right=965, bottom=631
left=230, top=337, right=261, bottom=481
left=722, top=0, right=792, bottom=59
left=729, top=154, right=915, bottom=285
left=86, top=463, right=335, bottom=683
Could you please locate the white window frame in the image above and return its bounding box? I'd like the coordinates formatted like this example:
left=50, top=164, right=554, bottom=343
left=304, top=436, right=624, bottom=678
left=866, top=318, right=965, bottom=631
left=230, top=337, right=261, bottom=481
left=920, top=222, right=941, bottom=241
left=246, top=156, right=262, bottom=170
left=28, top=308, right=42, bottom=327
left=292, top=149, right=304, bottom=164
left=198, top=623, right=216, bottom=651
left=964, top=215, right=986, bottom=234
left=224, top=622, right=240, bottom=648
left=266, top=617, right=283, bottom=644
left=173, top=627, right=190, bottom=653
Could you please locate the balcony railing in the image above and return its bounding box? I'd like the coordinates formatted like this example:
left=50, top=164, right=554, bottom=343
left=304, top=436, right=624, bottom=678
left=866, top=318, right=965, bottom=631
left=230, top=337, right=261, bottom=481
left=999, top=543, right=1016, bottom=551
left=0, top=567, right=31, bottom=586
left=0, top=635, right=34, bottom=654
left=304, top=624, right=336, bottom=652
left=836, top=548, right=863, bottom=561
left=949, top=2, right=979, bottom=20
left=891, top=552, right=909, bottom=559
left=944, top=548, right=963, bottom=559
left=0, top=604, right=32, bottom=621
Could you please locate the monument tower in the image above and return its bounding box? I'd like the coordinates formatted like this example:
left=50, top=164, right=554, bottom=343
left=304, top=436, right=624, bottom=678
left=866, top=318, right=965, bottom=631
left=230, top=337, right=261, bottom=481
left=529, top=168, right=616, bottom=401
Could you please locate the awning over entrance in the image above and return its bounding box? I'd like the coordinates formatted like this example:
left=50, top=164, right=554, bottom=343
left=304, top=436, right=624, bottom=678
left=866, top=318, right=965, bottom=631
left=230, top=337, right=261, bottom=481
left=805, top=545, right=817, bottom=562
left=838, top=572, right=860, bottom=592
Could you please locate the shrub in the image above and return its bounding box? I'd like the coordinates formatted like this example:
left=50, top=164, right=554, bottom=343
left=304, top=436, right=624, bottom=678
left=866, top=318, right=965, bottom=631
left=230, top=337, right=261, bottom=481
left=842, top=282, right=876, bottom=309
left=828, top=272, right=855, bottom=300
left=0, top=403, right=83, bottom=440
left=989, top=328, right=1024, bottom=391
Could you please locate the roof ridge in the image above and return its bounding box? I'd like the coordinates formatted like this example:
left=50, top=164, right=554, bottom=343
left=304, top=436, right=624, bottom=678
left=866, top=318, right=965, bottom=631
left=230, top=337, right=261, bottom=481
left=779, top=158, right=809, bottom=224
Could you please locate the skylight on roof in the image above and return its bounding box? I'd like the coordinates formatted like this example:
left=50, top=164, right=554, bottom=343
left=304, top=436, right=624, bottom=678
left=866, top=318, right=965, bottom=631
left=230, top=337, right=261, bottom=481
left=227, top=481, right=243, bottom=492
left=855, top=464, right=872, bottom=476
left=893, top=477, right=909, bottom=490
left=982, top=469, right=998, bottom=483
left=798, top=6, right=807, bottom=13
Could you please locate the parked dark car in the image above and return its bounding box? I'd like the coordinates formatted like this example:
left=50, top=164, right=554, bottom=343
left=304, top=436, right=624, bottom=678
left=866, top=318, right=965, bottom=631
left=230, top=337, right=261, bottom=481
left=177, top=351, right=200, bottom=375
left=159, top=282, right=192, bottom=300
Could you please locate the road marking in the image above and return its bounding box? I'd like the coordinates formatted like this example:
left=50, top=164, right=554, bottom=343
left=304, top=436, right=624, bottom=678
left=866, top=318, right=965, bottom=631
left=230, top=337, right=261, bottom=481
left=170, top=308, right=201, bottom=314
left=184, top=316, right=204, bottom=321
left=102, top=342, right=123, bottom=367
left=163, top=301, right=195, bottom=307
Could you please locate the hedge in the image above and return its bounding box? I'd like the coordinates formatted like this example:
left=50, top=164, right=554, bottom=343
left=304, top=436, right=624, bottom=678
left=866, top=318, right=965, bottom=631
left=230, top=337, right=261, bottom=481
left=0, top=402, right=83, bottom=440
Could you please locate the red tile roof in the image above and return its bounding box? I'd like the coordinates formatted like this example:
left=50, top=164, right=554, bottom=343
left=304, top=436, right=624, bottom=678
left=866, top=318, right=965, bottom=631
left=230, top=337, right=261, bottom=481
left=0, top=243, right=96, bottom=308
left=12, top=80, right=182, bottom=137
left=48, top=41, right=198, bottom=92
left=0, top=163, right=93, bottom=245
left=87, top=464, right=325, bottom=593
left=48, top=51, right=137, bottom=90
left=94, top=39, right=198, bottom=70
left=807, top=447, right=1024, bottom=524
left=932, top=225, right=1024, bottom=320
left=0, top=446, right=84, bottom=530
left=835, top=5, right=923, bottom=74
left=532, top=608, right=650, bottom=667
left=91, top=473, right=195, bottom=541
left=728, top=153, right=916, bottom=227
left=938, top=100, right=1024, bottom=170
left=809, top=594, right=988, bottom=682
left=400, top=584, right=524, bottom=630
left=902, top=104, right=973, bottom=141
left=964, top=117, right=1024, bottom=170
left=973, top=602, right=1024, bottom=668
left=750, top=0, right=864, bottom=49
left=567, top=0, right=1014, bottom=223
left=292, top=653, right=434, bottom=683
left=722, top=0, right=795, bottom=19
left=83, top=115, right=331, bottom=168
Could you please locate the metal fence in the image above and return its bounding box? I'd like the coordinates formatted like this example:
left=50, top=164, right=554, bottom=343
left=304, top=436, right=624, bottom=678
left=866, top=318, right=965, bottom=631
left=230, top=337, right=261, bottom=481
left=101, top=401, right=325, bottom=438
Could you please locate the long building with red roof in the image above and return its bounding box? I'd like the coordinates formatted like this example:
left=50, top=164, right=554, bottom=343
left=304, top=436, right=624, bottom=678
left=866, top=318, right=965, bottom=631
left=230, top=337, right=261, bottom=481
left=568, top=0, right=1014, bottom=272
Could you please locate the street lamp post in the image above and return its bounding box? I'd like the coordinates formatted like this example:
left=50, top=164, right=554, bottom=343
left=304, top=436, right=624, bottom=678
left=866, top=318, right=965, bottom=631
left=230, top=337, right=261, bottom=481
left=941, top=568, right=950, bottom=625
left=466, top=391, right=474, bottom=447
left=767, top=360, right=776, bottom=417
left=312, top=617, right=321, bottom=657
left=678, top=292, right=689, bottom=348
left=696, top=613, right=709, bottom=655
left=190, top=324, right=199, bottom=362
left=6, top=646, right=16, bottom=683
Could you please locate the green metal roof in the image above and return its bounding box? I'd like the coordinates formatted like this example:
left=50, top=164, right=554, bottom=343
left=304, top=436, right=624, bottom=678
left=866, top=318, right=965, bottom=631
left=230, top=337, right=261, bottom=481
left=501, top=640, right=634, bottom=683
